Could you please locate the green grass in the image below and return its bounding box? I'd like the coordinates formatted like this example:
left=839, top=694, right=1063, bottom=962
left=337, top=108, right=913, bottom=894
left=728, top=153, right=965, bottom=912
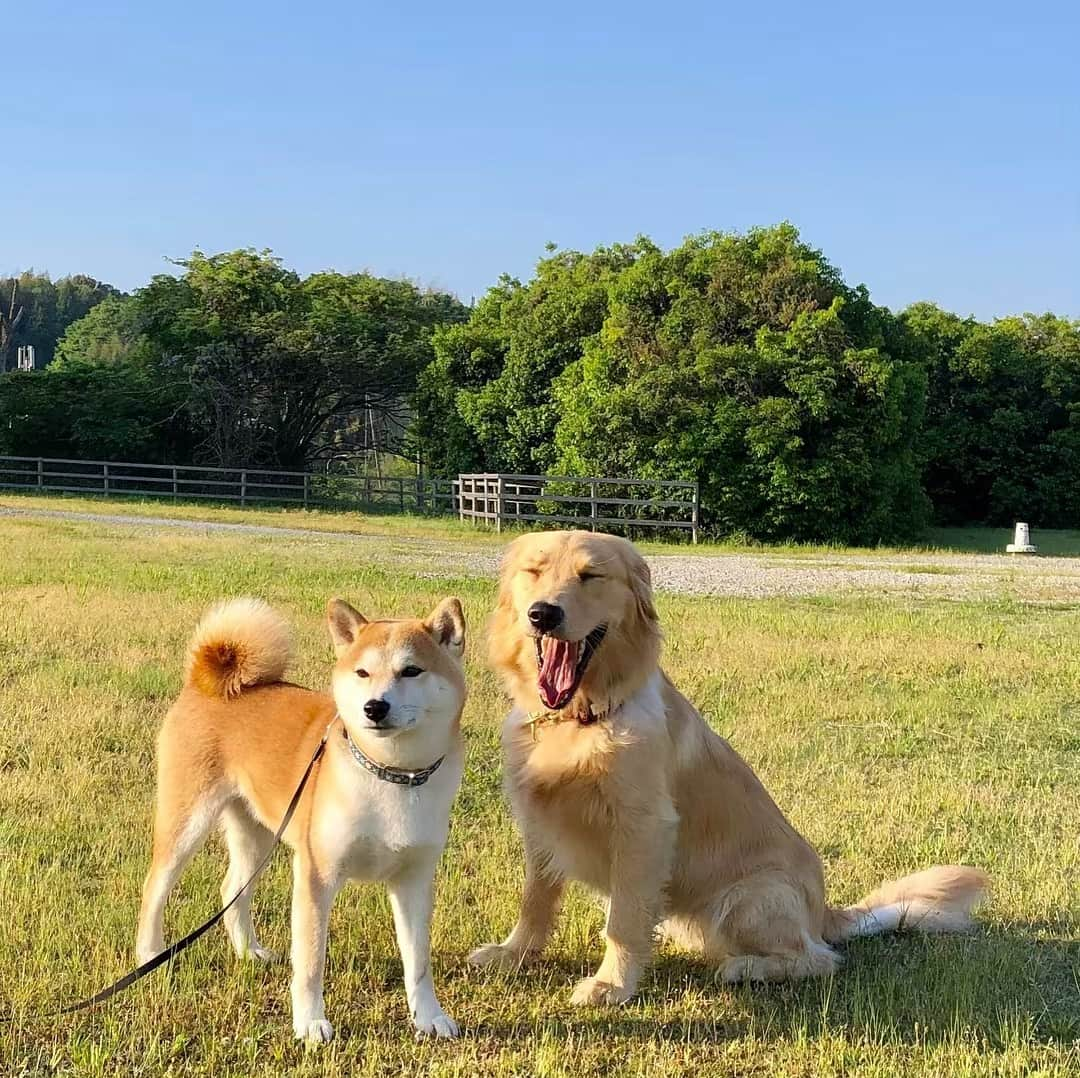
left=0, top=513, right=1077, bottom=1076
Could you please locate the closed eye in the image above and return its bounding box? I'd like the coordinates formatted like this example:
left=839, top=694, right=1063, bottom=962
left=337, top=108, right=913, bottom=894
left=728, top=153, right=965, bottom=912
left=400, top=665, right=424, bottom=678
left=578, top=571, right=604, bottom=582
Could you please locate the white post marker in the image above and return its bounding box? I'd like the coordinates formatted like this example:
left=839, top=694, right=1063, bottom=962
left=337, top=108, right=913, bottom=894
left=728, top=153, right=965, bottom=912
left=1006, top=522, right=1038, bottom=554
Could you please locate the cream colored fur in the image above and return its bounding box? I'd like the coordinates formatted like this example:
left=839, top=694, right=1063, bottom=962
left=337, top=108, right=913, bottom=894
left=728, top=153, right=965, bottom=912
left=470, top=531, right=988, bottom=1004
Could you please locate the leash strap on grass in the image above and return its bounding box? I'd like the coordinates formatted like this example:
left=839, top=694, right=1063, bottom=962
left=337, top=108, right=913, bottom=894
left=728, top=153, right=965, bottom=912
left=4, top=722, right=334, bottom=1022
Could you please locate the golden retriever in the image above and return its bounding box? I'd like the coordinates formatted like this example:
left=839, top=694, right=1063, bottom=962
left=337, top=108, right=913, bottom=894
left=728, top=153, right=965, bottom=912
left=468, top=530, right=987, bottom=1005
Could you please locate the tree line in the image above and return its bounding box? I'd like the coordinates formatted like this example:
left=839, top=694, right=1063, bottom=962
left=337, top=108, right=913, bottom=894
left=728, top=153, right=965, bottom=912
left=2, top=228, right=1078, bottom=542
left=0, top=253, right=466, bottom=468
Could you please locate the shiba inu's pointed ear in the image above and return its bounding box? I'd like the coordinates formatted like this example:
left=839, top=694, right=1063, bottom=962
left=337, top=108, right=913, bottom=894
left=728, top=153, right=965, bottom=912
left=426, top=597, right=466, bottom=658
left=327, top=599, right=367, bottom=655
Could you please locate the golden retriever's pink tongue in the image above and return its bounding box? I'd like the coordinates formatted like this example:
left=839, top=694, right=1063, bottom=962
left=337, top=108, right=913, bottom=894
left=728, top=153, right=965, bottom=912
left=538, top=639, right=579, bottom=709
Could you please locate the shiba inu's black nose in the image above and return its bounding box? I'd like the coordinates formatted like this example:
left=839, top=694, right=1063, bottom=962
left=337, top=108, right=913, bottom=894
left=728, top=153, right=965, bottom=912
left=364, top=698, right=391, bottom=723
left=528, top=602, right=563, bottom=632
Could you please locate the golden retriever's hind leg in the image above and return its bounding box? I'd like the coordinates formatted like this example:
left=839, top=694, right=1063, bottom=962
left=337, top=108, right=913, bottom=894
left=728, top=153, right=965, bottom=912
left=719, top=941, right=841, bottom=984
left=713, top=877, right=841, bottom=985
left=658, top=915, right=708, bottom=954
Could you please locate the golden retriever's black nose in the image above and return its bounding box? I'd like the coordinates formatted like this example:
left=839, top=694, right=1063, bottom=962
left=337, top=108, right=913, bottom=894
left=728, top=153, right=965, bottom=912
left=528, top=602, right=563, bottom=632
left=364, top=698, right=391, bottom=723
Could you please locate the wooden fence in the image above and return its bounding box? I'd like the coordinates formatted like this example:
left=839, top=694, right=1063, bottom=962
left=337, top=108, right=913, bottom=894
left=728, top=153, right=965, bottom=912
left=0, top=456, right=456, bottom=512
left=0, top=457, right=700, bottom=540
left=456, top=473, right=700, bottom=542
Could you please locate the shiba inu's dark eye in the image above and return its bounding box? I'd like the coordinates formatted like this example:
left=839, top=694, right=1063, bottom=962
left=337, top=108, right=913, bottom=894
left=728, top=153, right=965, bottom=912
left=356, top=669, right=369, bottom=679
left=578, top=571, right=603, bottom=582
left=522, top=566, right=542, bottom=577
left=401, top=665, right=423, bottom=678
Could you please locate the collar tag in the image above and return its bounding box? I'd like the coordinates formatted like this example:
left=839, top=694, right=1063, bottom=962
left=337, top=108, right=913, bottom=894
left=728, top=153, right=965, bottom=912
left=525, top=705, right=605, bottom=740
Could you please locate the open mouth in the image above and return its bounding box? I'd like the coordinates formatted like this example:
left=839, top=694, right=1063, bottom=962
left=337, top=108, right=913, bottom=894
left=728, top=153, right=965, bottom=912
left=534, top=625, right=607, bottom=710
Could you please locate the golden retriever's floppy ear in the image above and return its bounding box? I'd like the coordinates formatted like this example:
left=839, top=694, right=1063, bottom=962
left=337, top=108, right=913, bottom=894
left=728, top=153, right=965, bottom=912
left=327, top=598, right=367, bottom=656
left=426, top=597, right=466, bottom=658
left=625, top=545, right=658, bottom=624
left=494, top=537, right=524, bottom=609
left=488, top=537, right=526, bottom=673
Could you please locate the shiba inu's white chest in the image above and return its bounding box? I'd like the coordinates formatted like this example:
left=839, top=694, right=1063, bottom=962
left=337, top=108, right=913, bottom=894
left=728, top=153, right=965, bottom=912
left=314, top=746, right=463, bottom=882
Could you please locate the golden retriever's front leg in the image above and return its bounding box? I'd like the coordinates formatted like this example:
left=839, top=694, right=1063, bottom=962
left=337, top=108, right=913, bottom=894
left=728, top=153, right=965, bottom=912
left=570, top=805, right=677, bottom=1006
left=468, top=842, right=565, bottom=971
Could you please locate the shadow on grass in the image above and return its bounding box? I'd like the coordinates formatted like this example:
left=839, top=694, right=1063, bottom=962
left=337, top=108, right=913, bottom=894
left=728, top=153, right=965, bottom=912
left=461, top=927, right=1080, bottom=1048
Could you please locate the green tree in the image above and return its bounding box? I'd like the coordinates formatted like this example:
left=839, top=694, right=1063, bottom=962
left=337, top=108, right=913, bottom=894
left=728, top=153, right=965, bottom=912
left=0, top=271, right=117, bottom=369
left=552, top=228, right=927, bottom=543
left=53, top=294, right=145, bottom=367
left=127, top=251, right=465, bottom=467
left=415, top=243, right=648, bottom=475
left=420, top=224, right=928, bottom=542
left=0, top=359, right=192, bottom=461
left=905, top=304, right=1080, bottom=526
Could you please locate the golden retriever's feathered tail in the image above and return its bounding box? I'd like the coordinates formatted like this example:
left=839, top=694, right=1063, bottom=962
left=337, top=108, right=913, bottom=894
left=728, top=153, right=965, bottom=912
left=184, top=598, right=293, bottom=699
left=824, top=865, right=989, bottom=943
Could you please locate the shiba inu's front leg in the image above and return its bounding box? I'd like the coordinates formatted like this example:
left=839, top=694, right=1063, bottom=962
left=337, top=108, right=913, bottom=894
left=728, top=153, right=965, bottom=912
left=290, top=853, right=338, bottom=1043
left=387, top=858, right=459, bottom=1038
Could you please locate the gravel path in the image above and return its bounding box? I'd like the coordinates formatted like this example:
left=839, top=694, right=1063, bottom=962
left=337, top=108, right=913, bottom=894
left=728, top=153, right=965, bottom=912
left=5, top=505, right=1080, bottom=601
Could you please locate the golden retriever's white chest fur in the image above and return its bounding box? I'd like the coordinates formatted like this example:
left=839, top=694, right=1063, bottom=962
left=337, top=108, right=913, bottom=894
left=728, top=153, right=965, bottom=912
left=501, top=676, right=672, bottom=893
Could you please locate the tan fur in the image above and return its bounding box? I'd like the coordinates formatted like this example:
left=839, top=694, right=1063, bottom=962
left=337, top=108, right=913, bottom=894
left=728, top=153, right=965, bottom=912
left=471, top=531, right=989, bottom=1002
left=138, top=595, right=467, bottom=1041
left=824, top=865, right=991, bottom=941
left=184, top=597, right=293, bottom=698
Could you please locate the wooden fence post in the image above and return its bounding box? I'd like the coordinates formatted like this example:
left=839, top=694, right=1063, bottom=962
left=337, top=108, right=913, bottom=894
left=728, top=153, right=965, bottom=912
left=495, top=475, right=504, bottom=534
left=415, top=474, right=424, bottom=513
left=399, top=478, right=405, bottom=512
left=37, top=458, right=43, bottom=490
left=241, top=470, right=248, bottom=507
left=691, top=484, right=700, bottom=545
left=590, top=480, right=598, bottom=531
left=303, top=472, right=310, bottom=509
left=102, top=463, right=109, bottom=496
left=172, top=467, right=179, bottom=498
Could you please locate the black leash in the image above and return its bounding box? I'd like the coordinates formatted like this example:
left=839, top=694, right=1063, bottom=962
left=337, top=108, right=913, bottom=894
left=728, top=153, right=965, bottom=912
left=3, top=723, right=333, bottom=1023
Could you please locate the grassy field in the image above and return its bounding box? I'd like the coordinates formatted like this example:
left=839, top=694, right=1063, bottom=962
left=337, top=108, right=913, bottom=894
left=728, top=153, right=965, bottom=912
left=0, top=510, right=1078, bottom=1077
left=6, top=488, right=1080, bottom=556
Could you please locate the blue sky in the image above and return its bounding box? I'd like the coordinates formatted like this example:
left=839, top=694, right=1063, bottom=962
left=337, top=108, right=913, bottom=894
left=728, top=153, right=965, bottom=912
left=8, top=1, right=1078, bottom=319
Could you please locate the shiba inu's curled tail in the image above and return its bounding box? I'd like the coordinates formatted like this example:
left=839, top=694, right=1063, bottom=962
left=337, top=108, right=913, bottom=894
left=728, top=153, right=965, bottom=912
left=184, top=597, right=293, bottom=699
left=824, top=865, right=989, bottom=943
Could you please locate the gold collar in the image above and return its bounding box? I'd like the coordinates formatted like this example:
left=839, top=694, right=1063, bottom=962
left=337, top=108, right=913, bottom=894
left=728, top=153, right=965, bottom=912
left=525, top=704, right=606, bottom=740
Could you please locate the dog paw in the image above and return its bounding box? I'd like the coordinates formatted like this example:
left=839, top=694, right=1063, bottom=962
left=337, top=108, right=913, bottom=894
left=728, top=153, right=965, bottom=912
left=466, top=943, right=525, bottom=970
left=570, top=977, right=635, bottom=1006
left=246, top=945, right=280, bottom=964
left=294, top=1018, right=334, bottom=1044
left=413, top=1009, right=460, bottom=1039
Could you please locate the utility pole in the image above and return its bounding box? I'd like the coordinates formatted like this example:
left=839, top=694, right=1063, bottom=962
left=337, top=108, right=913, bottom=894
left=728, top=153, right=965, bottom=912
left=0, top=280, right=25, bottom=373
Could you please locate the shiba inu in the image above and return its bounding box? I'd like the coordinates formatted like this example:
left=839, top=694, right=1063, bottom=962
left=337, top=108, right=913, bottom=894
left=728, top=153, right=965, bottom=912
left=136, top=595, right=467, bottom=1041
left=470, top=530, right=988, bottom=1004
